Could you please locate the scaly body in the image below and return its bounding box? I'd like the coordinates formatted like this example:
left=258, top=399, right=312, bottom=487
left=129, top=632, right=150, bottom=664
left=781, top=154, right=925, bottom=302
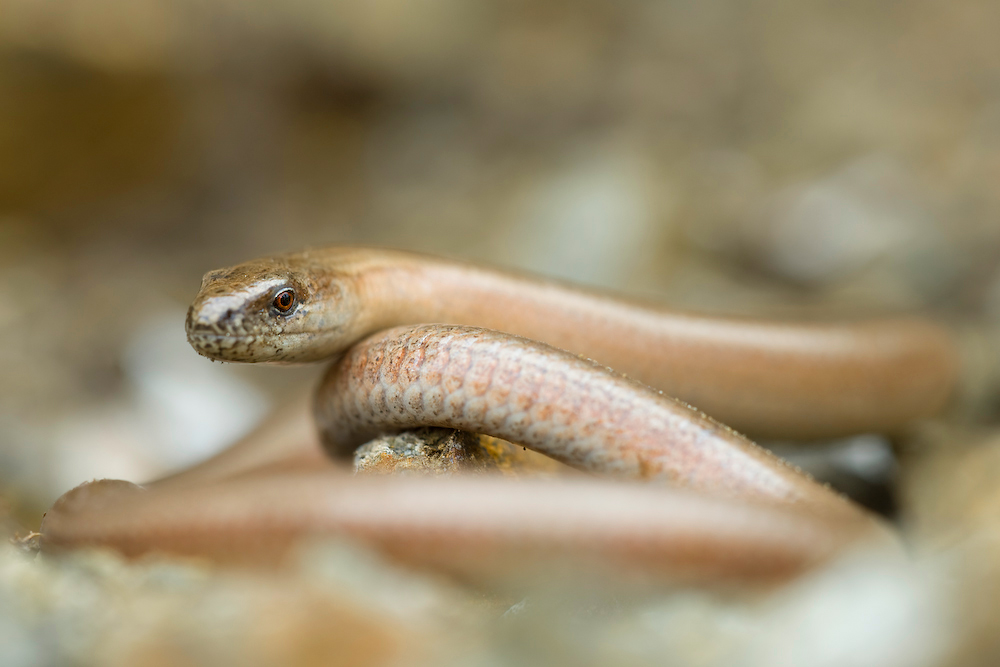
left=41, top=247, right=958, bottom=583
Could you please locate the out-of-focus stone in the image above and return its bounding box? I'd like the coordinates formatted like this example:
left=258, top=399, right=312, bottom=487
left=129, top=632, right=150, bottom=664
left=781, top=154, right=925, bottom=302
left=0, top=544, right=466, bottom=667
left=898, top=429, right=1000, bottom=665
left=769, top=435, right=898, bottom=517
left=740, top=156, right=956, bottom=299
left=902, top=428, right=1000, bottom=550
left=495, top=142, right=669, bottom=290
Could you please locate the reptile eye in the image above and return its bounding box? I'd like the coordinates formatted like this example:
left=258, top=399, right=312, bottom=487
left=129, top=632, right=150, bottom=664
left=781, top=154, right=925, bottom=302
left=272, top=288, right=296, bottom=314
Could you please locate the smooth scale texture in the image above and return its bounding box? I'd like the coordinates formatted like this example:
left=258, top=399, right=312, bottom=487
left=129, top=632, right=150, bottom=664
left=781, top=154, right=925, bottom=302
left=41, top=246, right=947, bottom=582
left=185, top=247, right=960, bottom=439
left=316, top=324, right=858, bottom=517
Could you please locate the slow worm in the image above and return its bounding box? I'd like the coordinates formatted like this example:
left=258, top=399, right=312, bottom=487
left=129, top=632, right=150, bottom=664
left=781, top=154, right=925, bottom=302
left=40, top=247, right=959, bottom=583
left=185, top=247, right=957, bottom=439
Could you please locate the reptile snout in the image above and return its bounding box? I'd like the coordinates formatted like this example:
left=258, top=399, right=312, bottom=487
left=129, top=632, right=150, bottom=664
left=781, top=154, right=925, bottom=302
left=185, top=298, right=256, bottom=361
left=185, top=291, right=279, bottom=362
left=186, top=295, right=249, bottom=335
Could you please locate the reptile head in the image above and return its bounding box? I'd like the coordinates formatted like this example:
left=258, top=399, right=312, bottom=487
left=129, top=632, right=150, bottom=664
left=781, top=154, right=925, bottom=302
left=185, top=251, right=359, bottom=363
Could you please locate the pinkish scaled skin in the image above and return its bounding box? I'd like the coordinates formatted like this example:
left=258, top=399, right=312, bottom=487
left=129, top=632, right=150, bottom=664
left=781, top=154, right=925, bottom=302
left=40, top=246, right=950, bottom=582
left=316, top=325, right=859, bottom=518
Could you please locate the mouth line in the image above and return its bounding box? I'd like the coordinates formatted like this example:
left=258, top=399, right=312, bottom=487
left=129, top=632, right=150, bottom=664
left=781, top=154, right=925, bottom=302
left=186, top=330, right=324, bottom=342
left=187, top=331, right=260, bottom=342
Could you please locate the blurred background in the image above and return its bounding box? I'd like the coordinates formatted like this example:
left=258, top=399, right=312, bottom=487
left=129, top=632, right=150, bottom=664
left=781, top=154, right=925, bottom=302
left=3, top=1, right=1000, bottom=664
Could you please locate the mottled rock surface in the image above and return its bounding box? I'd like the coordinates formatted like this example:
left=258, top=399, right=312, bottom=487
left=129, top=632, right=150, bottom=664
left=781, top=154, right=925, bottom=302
left=354, top=428, right=570, bottom=477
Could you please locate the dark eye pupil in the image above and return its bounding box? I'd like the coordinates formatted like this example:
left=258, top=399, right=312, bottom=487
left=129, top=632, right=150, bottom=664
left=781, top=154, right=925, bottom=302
left=274, top=290, right=295, bottom=312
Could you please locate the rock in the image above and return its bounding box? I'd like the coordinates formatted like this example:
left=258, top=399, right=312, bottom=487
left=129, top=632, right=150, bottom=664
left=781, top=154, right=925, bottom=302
left=354, top=428, right=569, bottom=477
